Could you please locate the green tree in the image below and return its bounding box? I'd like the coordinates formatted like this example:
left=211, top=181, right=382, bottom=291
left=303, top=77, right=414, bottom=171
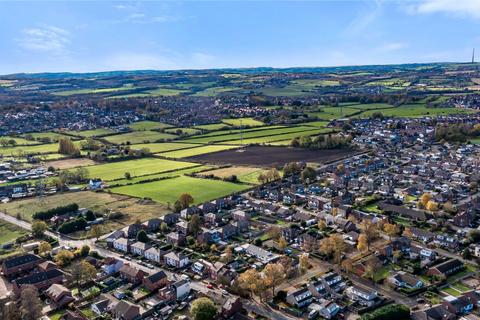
left=190, top=297, right=217, bottom=320
left=31, top=220, right=48, bottom=238
left=136, top=230, right=149, bottom=243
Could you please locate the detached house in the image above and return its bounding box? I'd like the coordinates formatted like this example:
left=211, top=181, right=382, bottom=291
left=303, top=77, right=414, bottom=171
left=143, top=271, right=169, bottom=291
left=389, top=272, right=423, bottom=289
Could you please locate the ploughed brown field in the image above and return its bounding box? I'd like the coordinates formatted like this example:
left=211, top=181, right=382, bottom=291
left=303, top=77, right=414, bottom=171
left=185, top=146, right=359, bottom=167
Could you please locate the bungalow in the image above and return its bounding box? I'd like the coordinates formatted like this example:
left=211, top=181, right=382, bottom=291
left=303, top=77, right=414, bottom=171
left=286, top=287, right=313, bottom=308
left=111, top=300, right=140, bottom=320
left=91, top=298, right=112, bottom=316
left=345, top=286, right=378, bottom=307
left=2, top=253, right=43, bottom=277
left=45, top=284, right=75, bottom=308
left=388, top=272, right=423, bottom=289
left=428, top=259, right=464, bottom=278
left=411, top=305, right=456, bottom=320
left=411, top=227, right=435, bottom=243
left=130, top=242, right=151, bottom=256
left=317, top=300, right=341, bottom=319
left=164, top=252, right=189, bottom=269
left=143, top=271, right=169, bottom=291
left=443, top=296, right=474, bottom=315
left=119, top=264, right=145, bottom=284
left=240, top=244, right=279, bottom=264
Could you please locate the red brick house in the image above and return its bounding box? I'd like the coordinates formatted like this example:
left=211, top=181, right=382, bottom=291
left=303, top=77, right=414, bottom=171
left=2, top=254, right=43, bottom=277
left=119, top=264, right=145, bottom=284
left=13, top=269, right=64, bottom=296
left=142, top=270, right=169, bottom=292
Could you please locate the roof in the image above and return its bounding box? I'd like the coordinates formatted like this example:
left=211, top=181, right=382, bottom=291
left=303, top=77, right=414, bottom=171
left=146, top=271, right=167, bottom=283
left=15, top=268, right=63, bottom=286
left=46, top=283, right=70, bottom=300
left=433, top=259, right=464, bottom=274
left=113, top=300, right=140, bottom=319
left=3, top=253, right=41, bottom=269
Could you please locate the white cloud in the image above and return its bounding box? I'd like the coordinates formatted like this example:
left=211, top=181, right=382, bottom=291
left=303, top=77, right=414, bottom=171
left=17, top=25, right=70, bottom=54
left=344, top=0, right=382, bottom=36
left=408, top=0, right=480, bottom=19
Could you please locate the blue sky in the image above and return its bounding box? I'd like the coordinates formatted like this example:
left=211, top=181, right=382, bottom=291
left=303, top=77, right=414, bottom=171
left=1, top=0, right=479, bottom=74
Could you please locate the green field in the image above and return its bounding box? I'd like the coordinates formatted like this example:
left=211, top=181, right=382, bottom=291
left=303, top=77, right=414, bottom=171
left=0, top=221, right=28, bottom=244
left=159, top=145, right=241, bottom=158
left=192, top=86, right=240, bottom=96
left=111, top=175, right=250, bottom=204
left=165, top=128, right=201, bottom=135
left=0, top=136, right=40, bottom=146
left=53, top=85, right=134, bottom=96
left=104, top=131, right=178, bottom=144
left=182, top=125, right=317, bottom=144
left=351, top=103, right=395, bottom=110
left=0, top=140, right=83, bottom=156
left=193, top=123, right=231, bottom=131
left=67, top=128, right=116, bottom=137
left=128, top=121, right=172, bottom=131
left=359, top=104, right=477, bottom=118
left=307, top=106, right=360, bottom=119
left=110, top=165, right=212, bottom=186
left=129, top=142, right=199, bottom=153
left=222, top=117, right=264, bottom=127
left=22, top=132, right=74, bottom=142
left=85, top=157, right=198, bottom=181
left=199, top=166, right=268, bottom=185
left=219, top=128, right=333, bottom=145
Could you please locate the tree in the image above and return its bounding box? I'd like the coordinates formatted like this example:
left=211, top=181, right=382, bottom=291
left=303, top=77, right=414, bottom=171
left=299, top=253, right=309, bottom=274
left=426, top=200, right=439, bottom=211
left=360, top=304, right=410, bottom=320
left=283, top=162, right=301, bottom=177
left=38, top=241, right=52, bottom=257
left=71, top=260, right=97, bottom=286
left=4, top=302, right=20, bottom=320
left=55, top=250, right=74, bottom=267
left=263, top=263, right=285, bottom=297
left=178, top=193, right=194, bottom=210
left=237, top=268, right=261, bottom=298
left=190, top=297, right=217, bottom=320
left=136, top=230, right=149, bottom=243
left=383, top=223, right=399, bottom=241
left=402, top=227, right=413, bottom=239
left=278, top=237, right=288, bottom=251
left=189, top=214, right=201, bottom=237
left=85, top=210, right=96, bottom=221
left=319, top=233, right=346, bottom=263
left=160, top=222, right=169, bottom=233
left=20, top=285, right=42, bottom=320
left=359, top=220, right=378, bottom=251
left=301, top=166, right=316, bottom=183
left=419, top=192, right=431, bottom=208
left=357, top=233, right=369, bottom=252
left=80, top=245, right=90, bottom=257
left=124, top=172, right=132, bottom=180
left=31, top=220, right=48, bottom=238
left=318, top=220, right=327, bottom=231
left=341, top=258, right=354, bottom=273
left=58, top=138, right=80, bottom=156
left=364, top=257, right=382, bottom=282
left=89, top=225, right=103, bottom=240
